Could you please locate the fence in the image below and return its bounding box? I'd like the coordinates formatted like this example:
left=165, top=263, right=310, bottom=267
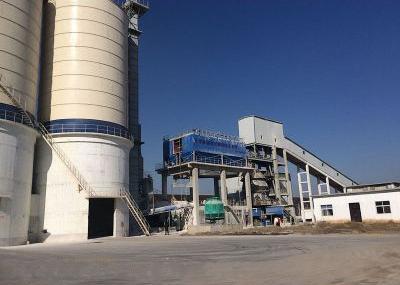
left=44, top=122, right=132, bottom=140
left=158, top=151, right=248, bottom=169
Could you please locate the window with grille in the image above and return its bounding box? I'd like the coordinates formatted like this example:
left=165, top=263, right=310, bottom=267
left=321, top=204, right=333, bottom=216
left=375, top=201, right=391, bottom=214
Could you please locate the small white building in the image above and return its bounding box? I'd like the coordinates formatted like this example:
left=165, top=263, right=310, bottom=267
left=313, top=183, right=400, bottom=223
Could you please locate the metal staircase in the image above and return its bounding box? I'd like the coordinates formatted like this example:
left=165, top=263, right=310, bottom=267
left=120, top=188, right=150, bottom=236
left=283, top=209, right=295, bottom=224
left=0, top=74, right=151, bottom=236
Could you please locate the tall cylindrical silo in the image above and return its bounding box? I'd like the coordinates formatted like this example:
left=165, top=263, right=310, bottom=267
left=34, top=0, right=132, bottom=241
left=0, top=0, right=43, bottom=246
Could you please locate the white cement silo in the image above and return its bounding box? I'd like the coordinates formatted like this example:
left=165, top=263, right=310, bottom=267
left=34, top=0, right=132, bottom=242
left=0, top=0, right=43, bottom=246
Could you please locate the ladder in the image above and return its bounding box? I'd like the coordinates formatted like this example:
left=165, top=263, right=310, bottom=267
left=0, top=74, right=151, bottom=236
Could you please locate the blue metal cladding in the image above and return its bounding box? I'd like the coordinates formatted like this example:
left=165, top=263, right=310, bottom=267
left=252, top=208, right=262, bottom=218
left=163, top=140, right=170, bottom=162
left=112, top=0, right=126, bottom=6
left=165, top=132, right=247, bottom=164
left=265, top=206, right=284, bottom=216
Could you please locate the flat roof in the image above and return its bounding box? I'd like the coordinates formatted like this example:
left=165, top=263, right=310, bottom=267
left=313, top=187, right=400, bottom=199
left=347, top=182, right=400, bottom=189
left=239, top=115, right=283, bottom=125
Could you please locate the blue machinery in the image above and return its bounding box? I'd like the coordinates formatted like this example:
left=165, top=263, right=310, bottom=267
left=162, top=129, right=248, bottom=168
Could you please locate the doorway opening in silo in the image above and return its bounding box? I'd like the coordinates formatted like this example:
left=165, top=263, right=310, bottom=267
left=88, top=198, right=114, bottom=239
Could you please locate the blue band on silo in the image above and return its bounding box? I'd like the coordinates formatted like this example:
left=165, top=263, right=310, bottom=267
left=43, top=118, right=131, bottom=140
left=0, top=103, right=34, bottom=127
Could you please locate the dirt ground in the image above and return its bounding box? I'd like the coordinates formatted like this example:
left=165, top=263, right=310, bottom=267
left=187, top=221, right=400, bottom=236
left=1, top=234, right=400, bottom=285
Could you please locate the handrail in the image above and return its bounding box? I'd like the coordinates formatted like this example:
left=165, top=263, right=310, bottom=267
left=120, top=188, right=151, bottom=235
left=164, top=128, right=244, bottom=144
left=159, top=152, right=248, bottom=169
left=0, top=108, right=32, bottom=125
left=45, top=122, right=131, bottom=140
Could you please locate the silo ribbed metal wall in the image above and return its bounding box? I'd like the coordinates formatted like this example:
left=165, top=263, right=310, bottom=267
left=40, top=0, right=129, bottom=135
left=0, top=0, right=42, bottom=114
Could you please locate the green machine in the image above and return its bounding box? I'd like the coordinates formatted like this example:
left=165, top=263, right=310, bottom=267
left=204, top=197, right=225, bottom=221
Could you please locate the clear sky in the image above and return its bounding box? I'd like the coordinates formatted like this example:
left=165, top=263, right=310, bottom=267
left=138, top=0, right=400, bottom=188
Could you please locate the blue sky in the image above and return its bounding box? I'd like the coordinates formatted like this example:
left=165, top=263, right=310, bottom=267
left=138, top=0, right=400, bottom=188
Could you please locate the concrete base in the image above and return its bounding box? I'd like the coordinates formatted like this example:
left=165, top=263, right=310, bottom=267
left=187, top=224, right=244, bottom=235
left=38, top=233, right=88, bottom=244
left=0, top=121, right=37, bottom=246
left=33, top=134, right=131, bottom=243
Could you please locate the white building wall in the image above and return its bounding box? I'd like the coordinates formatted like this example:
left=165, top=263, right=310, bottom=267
left=238, top=117, right=256, bottom=145
left=313, top=191, right=400, bottom=223
left=238, top=116, right=285, bottom=146
left=253, top=117, right=285, bottom=146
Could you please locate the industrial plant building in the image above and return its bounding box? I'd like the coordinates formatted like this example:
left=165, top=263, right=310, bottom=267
left=0, top=0, right=150, bottom=246
left=313, top=183, right=400, bottom=223
left=156, top=116, right=399, bottom=230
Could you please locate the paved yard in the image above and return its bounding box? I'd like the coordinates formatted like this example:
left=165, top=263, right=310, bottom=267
left=0, top=234, right=400, bottom=285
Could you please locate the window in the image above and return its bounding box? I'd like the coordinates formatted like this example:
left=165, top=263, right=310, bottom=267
left=376, top=201, right=391, bottom=214
left=321, top=204, right=333, bottom=216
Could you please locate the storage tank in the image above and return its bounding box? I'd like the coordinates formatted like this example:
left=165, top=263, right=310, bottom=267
left=204, top=198, right=225, bottom=221
left=0, top=0, right=43, bottom=246
left=34, top=0, right=132, bottom=242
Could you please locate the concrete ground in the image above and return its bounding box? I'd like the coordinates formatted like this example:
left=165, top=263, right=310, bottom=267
left=1, top=234, right=400, bottom=285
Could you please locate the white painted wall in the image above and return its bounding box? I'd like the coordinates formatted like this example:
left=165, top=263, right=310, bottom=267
left=0, top=122, right=37, bottom=246
left=238, top=117, right=255, bottom=145
left=253, top=117, right=284, bottom=146
left=238, top=116, right=284, bottom=146
left=313, top=191, right=400, bottom=222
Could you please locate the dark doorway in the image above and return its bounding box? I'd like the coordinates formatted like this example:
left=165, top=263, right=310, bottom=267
left=88, top=198, right=114, bottom=239
left=349, top=202, right=362, bottom=222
